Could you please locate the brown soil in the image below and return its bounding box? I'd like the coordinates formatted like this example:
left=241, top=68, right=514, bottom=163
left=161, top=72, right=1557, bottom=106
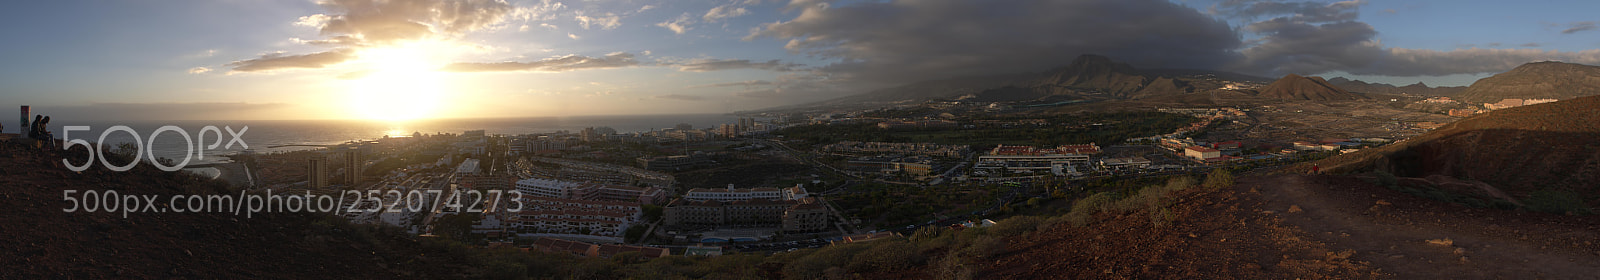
left=980, top=174, right=1600, bottom=279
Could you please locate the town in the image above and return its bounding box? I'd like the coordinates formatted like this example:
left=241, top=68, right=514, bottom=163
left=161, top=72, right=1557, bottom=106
left=221, top=87, right=1551, bottom=260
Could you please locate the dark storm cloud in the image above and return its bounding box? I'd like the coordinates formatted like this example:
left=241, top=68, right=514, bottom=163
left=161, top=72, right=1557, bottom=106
left=226, top=49, right=356, bottom=73
left=440, top=53, right=640, bottom=72
left=1215, top=0, right=1362, bottom=22
left=750, top=0, right=1242, bottom=86
left=1235, top=18, right=1385, bottom=75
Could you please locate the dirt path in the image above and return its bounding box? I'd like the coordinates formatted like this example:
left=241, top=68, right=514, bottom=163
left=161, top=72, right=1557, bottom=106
left=1245, top=174, right=1600, bottom=279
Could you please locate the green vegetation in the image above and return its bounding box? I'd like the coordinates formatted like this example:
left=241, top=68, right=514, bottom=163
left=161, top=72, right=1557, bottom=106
left=832, top=182, right=1007, bottom=228
left=1369, top=170, right=1521, bottom=211
left=860, top=107, right=940, bottom=119
left=1524, top=189, right=1594, bottom=215
left=1202, top=169, right=1235, bottom=190
left=1061, top=176, right=1200, bottom=227
left=775, top=112, right=1197, bottom=147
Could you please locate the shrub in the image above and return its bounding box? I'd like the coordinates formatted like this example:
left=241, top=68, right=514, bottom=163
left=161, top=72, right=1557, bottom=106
left=1372, top=170, right=1397, bottom=187
left=1071, top=192, right=1116, bottom=215
left=966, top=235, right=1006, bottom=258
left=845, top=241, right=924, bottom=272
left=933, top=253, right=974, bottom=280
left=1113, top=185, right=1168, bottom=212
left=1149, top=207, right=1176, bottom=227
left=1202, top=168, right=1235, bottom=190
left=1165, top=176, right=1197, bottom=191
left=990, top=215, right=1044, bottom=237
left=1525, top=189, right=1593, bottom=215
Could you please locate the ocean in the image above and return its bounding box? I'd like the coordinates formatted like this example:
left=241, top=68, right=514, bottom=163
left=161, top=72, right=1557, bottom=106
left=29, top=114, right=749, bottom=171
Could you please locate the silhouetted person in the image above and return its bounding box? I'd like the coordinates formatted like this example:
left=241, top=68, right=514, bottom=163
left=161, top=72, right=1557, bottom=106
left=33, top=116, right=54, bottom=149
left=28, top=115, right=41, bottom=138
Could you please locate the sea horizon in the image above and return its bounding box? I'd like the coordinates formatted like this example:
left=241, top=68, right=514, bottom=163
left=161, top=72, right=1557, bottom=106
left=27, top=113, right=762, bottom=167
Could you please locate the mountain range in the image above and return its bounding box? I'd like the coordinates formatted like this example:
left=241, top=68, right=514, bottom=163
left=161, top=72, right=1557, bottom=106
left=1326, top=77, right=1466, bottom=97
left=774, top=55, right=1600, bottom=111
left=1254, top=74, right=1364, bottom=101
left=1455, top=61, right=1600, bottom=104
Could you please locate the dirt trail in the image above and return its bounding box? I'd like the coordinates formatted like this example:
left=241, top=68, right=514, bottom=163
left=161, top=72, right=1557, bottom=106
left=1245, top=174, right=1600, bottom=279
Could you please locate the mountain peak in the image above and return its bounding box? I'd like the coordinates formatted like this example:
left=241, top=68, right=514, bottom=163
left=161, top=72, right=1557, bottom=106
left=1256, top=74, right=1362, bottom=101
left=1457, top=61, right=1600, bottom=103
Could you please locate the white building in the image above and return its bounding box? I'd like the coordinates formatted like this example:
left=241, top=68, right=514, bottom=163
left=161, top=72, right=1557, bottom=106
left=683, top=184, right=810, bottom=202
left=517, top=178, right=587, bottom=199
left=455, top=158, right=480, bottom=176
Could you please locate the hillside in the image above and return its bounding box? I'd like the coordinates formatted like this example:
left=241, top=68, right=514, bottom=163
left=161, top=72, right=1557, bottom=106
left=0, top=141, right=509, bottom=278
left=781, top=54, right=1197, bottom=110
left=1455, top=61, right=1600, bottom=104
left=1024, top=54, right=1194, bottom=99
left=1300, top=95, right=1600, bottom=207
left=983, top=174, right=1600, bottom=279
left=1255, top=74, right=1365, bottom=101
left=1327, top=77, right=1466, bottom=97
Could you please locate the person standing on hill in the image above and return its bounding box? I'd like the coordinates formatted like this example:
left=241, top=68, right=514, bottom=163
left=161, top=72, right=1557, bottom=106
left=27, top=115, right=41, bottom=138
left=1312, top=164, right=1320, bottom=175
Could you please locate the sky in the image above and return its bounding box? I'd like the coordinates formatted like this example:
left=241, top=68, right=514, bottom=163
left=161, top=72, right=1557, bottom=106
left=0, top=0, right=1597, bottom=121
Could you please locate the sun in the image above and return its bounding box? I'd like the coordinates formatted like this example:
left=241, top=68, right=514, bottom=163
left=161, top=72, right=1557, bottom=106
left=347, top=42, right=451, bottom=121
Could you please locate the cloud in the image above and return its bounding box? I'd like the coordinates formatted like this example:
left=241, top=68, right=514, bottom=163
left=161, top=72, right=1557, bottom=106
left=1519, top=42, right=1542, bottom=47
left=703, top=5, right=749, bottom=22
left=291, top=35, right=361, bottom=46
left=1562, top=21, right=1597, bottom=34
left=1223, top=0, right=1600, bottom=76
left=654, top=94, right=706, bottom=101
left=673, top=59, right=801, bottom=72
left=187, top=67, right=213, bottom=74
left=733, top=89, right=783, bottom=98
left=687, top=80, right=774, bottom=88
left=228, top=0, right=536, bottom=75
left=440, top=52, right=640, bottom=72
left=574, top=11, right=622, bottom=30
left=750, top=0, right=1242, bottom=86
left=226, top=49, right=356, bottom=73
left=657, top=13, right=694, bottom=34
left=637, top=5, right=656, bottom=13
left=306, top=0, right=517, bottom=45
left=568, top=33, right=581, bottom=40
left=1214, top=0, right=1364, bottom=22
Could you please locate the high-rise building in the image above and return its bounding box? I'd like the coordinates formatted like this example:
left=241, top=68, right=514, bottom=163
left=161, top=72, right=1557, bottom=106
left=307, top=155, right=328, bottom=189
left=343, top=147, right=362, bottom=185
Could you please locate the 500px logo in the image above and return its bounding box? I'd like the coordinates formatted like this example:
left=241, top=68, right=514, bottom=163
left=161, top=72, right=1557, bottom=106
left=60, top=125, right=248, bottom=172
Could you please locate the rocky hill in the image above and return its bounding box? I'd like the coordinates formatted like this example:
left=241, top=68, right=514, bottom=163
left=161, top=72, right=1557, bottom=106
left=1455, top=61, right=1600, bottom=104
left=1025, top=54, right=1194, bottom=99
left=1304, top=95, right=1600, bottom=207
left=1327, top=77, right=1466, bottom=97
left=1255, top=74, right=1365, bottom=101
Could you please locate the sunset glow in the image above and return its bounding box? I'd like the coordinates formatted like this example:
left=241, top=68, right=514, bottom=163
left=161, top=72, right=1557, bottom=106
left=347, top=42, right=452, bottom=121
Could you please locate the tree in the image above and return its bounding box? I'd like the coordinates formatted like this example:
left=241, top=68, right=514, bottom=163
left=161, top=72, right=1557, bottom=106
left=642, top=204, right=664, bottom=222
